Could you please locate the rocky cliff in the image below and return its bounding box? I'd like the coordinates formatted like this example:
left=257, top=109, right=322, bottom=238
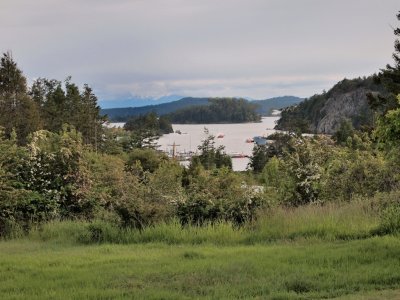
left=276, top=77, right=385, bottom=134
left=313, top=88, right=375, bottom=134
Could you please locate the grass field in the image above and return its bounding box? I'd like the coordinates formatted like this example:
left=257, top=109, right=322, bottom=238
left=1, top=202, right=400, bottom=299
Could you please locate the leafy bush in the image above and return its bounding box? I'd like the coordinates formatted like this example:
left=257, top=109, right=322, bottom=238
left=0, top=189, right=58, bottom=237
left=114, top=161, right=183, bottom=229
left=178, top=168, right=265, bottom=225
left=321, top=149, right=395, bottom=201
left=125, top=148, right=168, bottom=174
left=371, top=190, right=400, bottom=235
left=16, top=126, right=93, bottom=218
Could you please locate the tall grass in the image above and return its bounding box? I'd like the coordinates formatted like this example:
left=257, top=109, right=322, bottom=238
left=26, top=200, right=381, bottom=245
left=247, top=200, right=380, bottom=243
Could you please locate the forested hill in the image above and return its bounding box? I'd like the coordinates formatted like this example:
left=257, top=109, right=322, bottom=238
left=101, top=96, right=303, bottom=121
left=101, top=97, right=209, bottom=121
left=167, top=98, right=261, bottom=124
left=275, top=77, right=386, bottom=134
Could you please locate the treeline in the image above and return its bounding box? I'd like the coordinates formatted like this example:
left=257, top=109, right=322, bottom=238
left=102, top=96, right=303, bottom=122
left=0, top=52, right=104, bottom=146
left=102, top=97, right=210, bottom=122
left=124, top=112, right=173, bottom=135
left=167, top=98, right=261, bottom=123
left=122, top=112, right=173, bottom=148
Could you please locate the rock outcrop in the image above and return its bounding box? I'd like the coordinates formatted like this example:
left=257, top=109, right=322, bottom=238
left=275, top=77, right=384, bottom=134
left=313, top=88, right=373, bottom=134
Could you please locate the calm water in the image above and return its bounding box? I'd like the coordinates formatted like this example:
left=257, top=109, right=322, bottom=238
left=109, top=116, right=280, bottom=171
left=159, top=117, right=279, bottom=171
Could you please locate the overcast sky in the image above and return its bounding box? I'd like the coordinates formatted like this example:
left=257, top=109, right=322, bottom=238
left=1, top=0, right=399, bottom=105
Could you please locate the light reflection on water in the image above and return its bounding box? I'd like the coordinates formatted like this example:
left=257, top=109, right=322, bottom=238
left=158, top=117, right=280, bottom=171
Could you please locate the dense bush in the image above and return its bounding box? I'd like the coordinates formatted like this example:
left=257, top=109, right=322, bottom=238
left=370, top=190, right=400, bottom=235
left=194, top=129, right=232, bottom=170
left=178, top=168, right=265, bottom=225
left=16, top=126, right=93, bottom=218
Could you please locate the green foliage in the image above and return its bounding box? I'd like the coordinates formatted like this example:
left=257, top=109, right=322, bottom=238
left=277, top=76, right=382, bottom=133
left=30, top=77, right=105, bottom=148
left=0, top=128, right=58, bottom=236
left=102, top=97, right=210, bottom=122
left=16, top=126, right=93, bottom=218
left=83, top=151, right=170, bottom=230
left=178, top=168, right=265, bottom=226
left=374, top=95, right=400, bottom=148
left=98, top=127, right=125, bottom=155
left=167, top=98, right=261, bottom=124
left=251, top=132, right=398, bottom=206
left=125, top=148, right=168, bottom=174
left=248, top=145, right=270, bottom=173
left=321, top=148, right=396, bottom=201
left=368, top=12, right=400, bottom=114
left=248, top=132, right=295, bottom=172
left=84, top=152, right=128, bottom=210
left=258, top=136, right=334, bottom=206
left=0, top=52, right=41, bottom=144
left=102, top=96, right=303, bottom=121
left=372, top=190, right=400, bottom=235
left=193, top=129, right=232, bottom=170
left=378, top=204, right=400, bottom=234
left=114, top=161, right=183, bottom=230
left=123, top=112, right=172, bottom=149
left=333, top=119, right=355, bottom=145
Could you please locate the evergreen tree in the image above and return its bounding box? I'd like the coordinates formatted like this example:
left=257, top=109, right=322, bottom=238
left=124, top=112, right=172, bottom=148
left=0, top=52, right=41, bottom=144
left=369, top=11, right=400, bottom=114
left=30, top=78, right=66, bottom=132
left=79, top=84, right=105, bottom=149
left=195, top=128, right=232, bottom=170
left=30, top=77, right=104, bottom=148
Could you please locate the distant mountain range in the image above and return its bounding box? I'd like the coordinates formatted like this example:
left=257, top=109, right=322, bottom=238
left=101, top=96, right=304, bottom=122
left=253, top=96, right=305, bottom=115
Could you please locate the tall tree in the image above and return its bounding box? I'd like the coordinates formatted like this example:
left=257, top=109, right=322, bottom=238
left=0, top=52, right=41, bottom=144
left=369, top=11, right=400, bottom=114
left=79, top=84, right=105, bottom=149
left=30, top=78, right=65, bottom=132
left=30, top=77, right=104, bottom=148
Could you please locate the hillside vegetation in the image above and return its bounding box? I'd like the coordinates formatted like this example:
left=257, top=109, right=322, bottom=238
left=101, top=96, right=303, bottom=122
left=276, top=77, right=385, bottom=133
left=167, top=98, right=261, bottom=123
left=101, top=97, right=210, bottom=122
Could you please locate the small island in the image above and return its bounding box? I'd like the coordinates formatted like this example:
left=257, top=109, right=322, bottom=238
left=167, top=97, right=261, bottom=124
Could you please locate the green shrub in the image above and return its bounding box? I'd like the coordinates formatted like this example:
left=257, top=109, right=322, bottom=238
left=378, top=205, right=400, bottom=234
left=178, top=168, right=265, bottom=226
left=79, top=220, right=121, bottom=244
left=113, top=161, right=183, bottom=230
left=372, top=190, right=400, bottom=235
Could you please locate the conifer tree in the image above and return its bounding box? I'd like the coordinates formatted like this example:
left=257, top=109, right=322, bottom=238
left=369, top=11, right=400, bottom=114
left=0, top=52, right=41, bottom=144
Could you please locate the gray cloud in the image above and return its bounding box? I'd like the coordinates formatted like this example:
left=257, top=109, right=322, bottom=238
left=1, top=0, right=399, bottom=104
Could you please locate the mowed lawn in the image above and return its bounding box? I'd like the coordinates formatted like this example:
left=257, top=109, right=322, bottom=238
left=1, top=236, right=400, bottom=299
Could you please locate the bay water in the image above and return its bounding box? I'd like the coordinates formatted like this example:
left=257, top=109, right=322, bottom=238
left=109, top=116, right=279, bottom=171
